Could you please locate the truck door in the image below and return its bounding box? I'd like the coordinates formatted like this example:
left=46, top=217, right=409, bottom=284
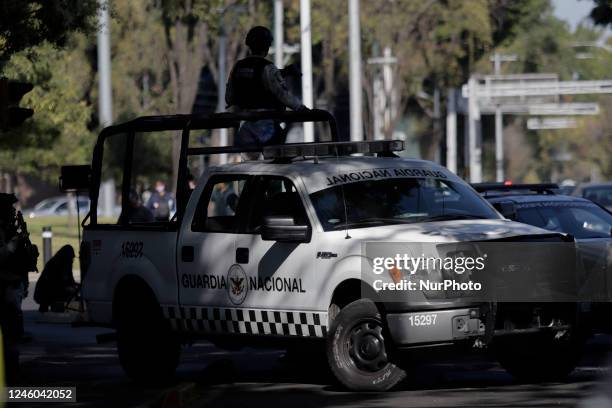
left=234, top=175, right=317, bottom=311
left=177, top=174, right=250, bottom=308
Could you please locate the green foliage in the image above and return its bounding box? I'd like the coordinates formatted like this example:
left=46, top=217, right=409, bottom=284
left=540, top=97, right=612, bottom=182
left=0, top=37, right=94, bottom=179
left=491, top=3, right=612, bottom=182
left=497, top=14, right=574, bottom=77
left=1, top=0, right=610, bottom=187
left=0, top=0, right=98, bottom=61
left=590, top=0, right=612, bottom=27
left=109, top=0, right=172, bottom=120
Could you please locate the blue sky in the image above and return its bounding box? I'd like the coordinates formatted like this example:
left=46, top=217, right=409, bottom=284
left=552, top=0, right=594, bottom=31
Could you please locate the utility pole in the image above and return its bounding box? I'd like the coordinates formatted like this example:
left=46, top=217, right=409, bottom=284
left=300, top=0, right=314, bottom=142
left=97, top=0, right=112, bottom=128
left=433, top=86, right=441, bottom=163
left=217, top=13, right=228, bottom=164
left=274, top=0, right=284, bottom=69
left=467, top=76, right=482, bottom=183
left=348, top=0, right=363, bottom=141
left=97, top=0, right=114, bottom=218
left=490, top=53, right=517, bottom=181
left=445, top=88, right=457, bottom=173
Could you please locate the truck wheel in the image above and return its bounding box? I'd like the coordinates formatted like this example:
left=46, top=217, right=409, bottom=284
left=494, top=331, right=585, bottom=382
left=115, top=289, right=180, bottom=384
left=326, top=299, right=406, bottom=391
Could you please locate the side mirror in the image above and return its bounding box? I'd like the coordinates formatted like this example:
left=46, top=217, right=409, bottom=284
left=60, top=165, right=91, bottom=193
left=261, top=216, right=311, bottom=243
left=493, top=201, right=517, bottom=220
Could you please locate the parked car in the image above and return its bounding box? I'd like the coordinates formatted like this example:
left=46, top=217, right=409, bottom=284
left=25, top=196, right=90, bottom=218
left=573, top=182, right=612, bottom=211
left=474, top=183, right=612, bottom=239
left=474, top=182, right=612, bottom=332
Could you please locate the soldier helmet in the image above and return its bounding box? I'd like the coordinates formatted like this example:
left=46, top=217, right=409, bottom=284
left=0, top=193, right=18, bottom=208
left=245, top=26, right=273, bottom=53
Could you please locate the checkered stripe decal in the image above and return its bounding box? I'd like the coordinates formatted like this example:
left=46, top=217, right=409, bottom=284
left=163, top=306, right=328, bottom=338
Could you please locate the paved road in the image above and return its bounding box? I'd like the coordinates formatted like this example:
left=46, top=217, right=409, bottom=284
left=14, top=298, right=612, bottom=408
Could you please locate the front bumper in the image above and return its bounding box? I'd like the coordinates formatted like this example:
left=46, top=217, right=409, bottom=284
left=386, top=307, right=486, bottom=346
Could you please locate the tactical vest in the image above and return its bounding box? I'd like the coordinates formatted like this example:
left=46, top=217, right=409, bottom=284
left=228, top=57, right=284, bottom=110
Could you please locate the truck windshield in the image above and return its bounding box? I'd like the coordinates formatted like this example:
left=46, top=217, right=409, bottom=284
left=310, top=177, right=499, bottom=231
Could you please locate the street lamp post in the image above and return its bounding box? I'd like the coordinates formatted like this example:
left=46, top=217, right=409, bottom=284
left=490, top=53, right=517, bottom=182
left=274, top=0, right=284, bottom=69
left=300, top=0, right=314, bottom=142
left=348, top=0, right=363, bottom=141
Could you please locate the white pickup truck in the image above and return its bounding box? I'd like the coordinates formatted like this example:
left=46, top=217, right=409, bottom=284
left=69, top=110, right=583, bottom=391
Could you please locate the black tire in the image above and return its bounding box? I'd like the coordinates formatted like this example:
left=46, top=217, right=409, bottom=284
left=494, top=330, right=585, bottom=382
left=115, top=286, right=180, bottom=384
left=326, top=299, right=406, bottom=391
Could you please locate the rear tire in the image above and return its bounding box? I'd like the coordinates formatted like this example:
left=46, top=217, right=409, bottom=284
left=494, top=330, right=585, bottom=382
left=326, top=299, right=406, bottom=391
left=115, top=286, right=180, bottom=384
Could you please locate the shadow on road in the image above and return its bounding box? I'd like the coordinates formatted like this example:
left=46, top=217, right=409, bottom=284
left=16, top=308, right=612, bottom=408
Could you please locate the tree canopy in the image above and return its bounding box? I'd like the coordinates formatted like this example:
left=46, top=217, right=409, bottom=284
left=0, top=0, right=98, bottom=61
left=0, top=0, right=610, bottom=187
left=590, top=0, right=612, bottom=27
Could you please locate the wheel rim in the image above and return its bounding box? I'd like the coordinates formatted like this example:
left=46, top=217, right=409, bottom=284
left=347, top=319, right=389, bottom=372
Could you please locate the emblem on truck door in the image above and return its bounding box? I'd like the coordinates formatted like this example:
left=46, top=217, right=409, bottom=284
left=227, top=264, right=248, bottom=305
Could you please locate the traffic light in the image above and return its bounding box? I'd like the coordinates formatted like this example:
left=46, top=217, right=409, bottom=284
left=0, top=77, right=34, bottom=131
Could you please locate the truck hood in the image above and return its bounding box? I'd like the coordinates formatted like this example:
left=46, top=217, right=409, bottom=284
left=343, top=219, right=557, bottom=242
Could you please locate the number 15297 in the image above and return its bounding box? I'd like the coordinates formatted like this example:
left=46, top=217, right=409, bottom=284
left=408, top=314, right=437, bottom=326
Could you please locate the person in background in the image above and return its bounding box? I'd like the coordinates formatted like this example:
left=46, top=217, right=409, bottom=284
left=33, top=245, right=78, bottom=313
left=187, top=174, right=197, bottom=191
left=208, top=182, right=238, bottom=217
left=226, top=26, right=308, bottom=147
left=146, top=180, right=175, bottom=221
left=118, top=190, right=154, bottom=224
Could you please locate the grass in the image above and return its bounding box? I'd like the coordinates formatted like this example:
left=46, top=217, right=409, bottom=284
left=25, top=215, right=116, bottom=275
left=24, top=215, right=83, bottom=273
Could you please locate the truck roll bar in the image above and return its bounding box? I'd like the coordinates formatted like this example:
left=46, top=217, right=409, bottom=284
left=88, top=109, right=339, bottom=226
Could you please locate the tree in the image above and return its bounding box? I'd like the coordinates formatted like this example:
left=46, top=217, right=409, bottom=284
left=492, top=5, right=612, bottom=182
left=590, top=0, right=612, bottom=27
left=105, top=0, right=272, bottom=189
left=0, top=1, right=98, bottom=200
left=0, top=0, right=98, bottom=62
left=112, top=0, right=270, bottom=185
left=296, top=0, right=550, bottom=159
left=0, top=36, right=94, bottom=182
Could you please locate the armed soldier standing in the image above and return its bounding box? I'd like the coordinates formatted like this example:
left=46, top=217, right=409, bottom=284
left=226, top=26, right=308, bottom=147
left=0, top=193, right=38, bottom=383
